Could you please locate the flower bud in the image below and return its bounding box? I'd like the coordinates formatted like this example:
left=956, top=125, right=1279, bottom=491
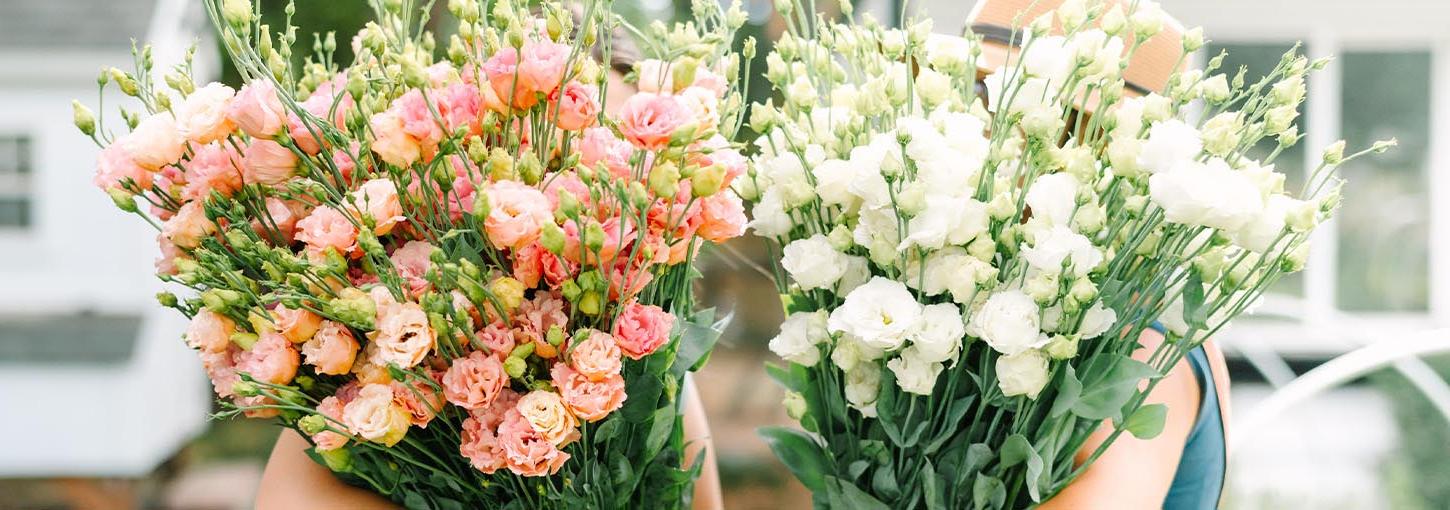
left=72, top=101, right=97, bottom=136
left=691, top=164, right=726, bottom=198
left=1024, top=273, right=1059, bottom=304
left=232, top=380, right=260, bottom=397
left=298, top=414, right=328, bottom=435
left=1321, top=140, right=1346, bottom=165
left=578, top=291, right=602, bottom=315
left=318, top=447, right=353, bottom=472
left=1182, top=27, right=1206, bottom=52
left=1069, top=278, right=1097, bottom=302
left=827, top=225, right=854, bottom=251
left=783, top=391, right=808, bottom=421
left=1045, top=334, right=1080, bottom=360
left=503, top=356, right=527, bottom=378
left=222, top=0, right=253, bottom=29
left=648, top=161, right=681, bottom=198
left=490, top=276, right=526, bottom=312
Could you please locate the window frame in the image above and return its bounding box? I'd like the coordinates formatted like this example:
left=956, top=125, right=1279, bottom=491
left=0, top=133, right=35, bottom=231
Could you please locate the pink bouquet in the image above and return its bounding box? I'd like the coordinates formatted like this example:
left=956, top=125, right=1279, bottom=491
left=74, top=0, right=750, bottom=507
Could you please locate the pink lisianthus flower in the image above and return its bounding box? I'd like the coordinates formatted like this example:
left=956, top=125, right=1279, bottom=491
left=236, top=332, right=300, bottom=386
left=199, top=346, right=242, bottom=398
left=437, top=82, right=483, bottom=135
left=552, top=364, right=627, bottom=423
left=272, top=306, right=323, bottom=343
left=185, top=309, right=236, bottom=353
left=242, top=139, right=298, bottom=186
left=459, top=413, right=507, bottom=474
left=474, top=321, right=517, bottom=360
left=288, top=80, right=354, bottom=155
left=512, top=243, right=576, bottom=290
left=163, top=201, right=217, bottom=250
left=481, top=47, right=540, bottom=111
left=155, top=234, right=185, bottom=275
left=94, top=144, right=153, bottom=192
left=228, top=80, right=287, bottom=138
left=342, top=383, right=411, bottom=446
left=482, top=180, right=552, bottom=251
left=301, top=321, right=359, bottom=375
left=295, top=206, right=359, bottom=258
left=175, top=82, right=237, bottom=144
left=181, top=142, right=244, bottom=201
left=612, top=302, right=674, bottom=360
left=606, top=261, right=654, bottom=301
left=520, top=41, right=569, bottom=95
left=120, top=112, right=187, bottom=171
left=442, top=350, right=509, bottom=411
left=553, top=82, right=599, bottom=131
left=369, top=109, right=422, bottom=168
left=390, top=240, right=436, bottom=298
left=516, top=292, right=569, bottom=355
left=569, top=330, right=622, bottom=382
left=392, top=376, right=445, bottom=428
left=350, top=178, right=406, bottom=235
left=577, top=127, right=635, bottom=180
left=697, top=192, right=747, bottom=243
left=311, top=395, right=351, bottom=451
left=617, top=93, right=689, bottom=151
left=252, top=197, right=307, bottom=243
left=516, top=390, right=579, bottom=447
left=498, top=408, right=570, bottom=477
left=395, top=89, right=445, bottom=150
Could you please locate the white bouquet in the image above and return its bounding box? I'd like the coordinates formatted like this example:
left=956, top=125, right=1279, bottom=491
left=744, top=0, right=1392, bottom=508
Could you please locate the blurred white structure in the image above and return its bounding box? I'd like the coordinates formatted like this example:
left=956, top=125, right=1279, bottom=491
left=0, top=0, right=215, bottom=477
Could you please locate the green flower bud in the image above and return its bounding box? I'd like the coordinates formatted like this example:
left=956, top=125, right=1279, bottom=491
left=578, top=291, right=602, bottom=315
left=298, top=414, right=328, bottom=435
left=72, top=101, right=97, bottom=136
left=1045, top=334, right=1080, bottom=360
left=230, top=332, right=259, bottom=350
left=317, top=447, right=353, bottom=472
left=540, top=221, right=565, bottom=254
left=231, top=380, right=259, bottom=397
left=503, top=356, right=527, bottom=378
left=546, top=325, right=565, bottom=347
left=221, top=0, right=253, bottom=29
left=156, top=292, right=179, bottom=308
left=691, top=164, right=725, bottom=198
left=648, top=161, right=681, bottom=198
left=560, top=279, right=582, bottom=302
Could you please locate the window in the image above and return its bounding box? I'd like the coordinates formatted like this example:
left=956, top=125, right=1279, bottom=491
left=0, top=135, right=33, bottom=228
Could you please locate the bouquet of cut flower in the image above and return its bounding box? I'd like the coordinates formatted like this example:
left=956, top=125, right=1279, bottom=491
left=74, top=0, right=752, bottom=507
left=743, top=0, right=1391, bottom=508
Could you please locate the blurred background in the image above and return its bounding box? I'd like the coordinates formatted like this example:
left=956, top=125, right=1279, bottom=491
left=1, top=0, right=1447, bottom=508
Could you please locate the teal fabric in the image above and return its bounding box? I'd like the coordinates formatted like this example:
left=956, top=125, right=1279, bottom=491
left=1162, top=345, right=1227, bottom=509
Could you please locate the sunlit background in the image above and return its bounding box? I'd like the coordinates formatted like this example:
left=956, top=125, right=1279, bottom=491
left=2, top=0, right=1448, bottom=508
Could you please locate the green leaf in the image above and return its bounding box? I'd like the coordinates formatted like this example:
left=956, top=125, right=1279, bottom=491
left=922, top=461, right=945, bottom=510
left=593, top=416, right=623, bottom=443
left=848, top=460, right=871, bottom=481
left=1124, top=403, right=1169, bottom=439
left=1048, top=365, right=1082, bottom=418
left=1000, top=434, right=1046, bottom=501
left=972, top=474, right=1006, bottom=510
left=403, top=492, right=429, bottom=510
left=825, top=476, right=892, bottom=510
left=610, top=451, right=634, bottom=485
left=644, top=405, right=677, bottom=455
left=924, top=395, right=977, bottom=454
left=1072, top=354, right=1159, bottom=420
left=781, top=293, right=818, bottom=314
left=759, top=426, right=831, bottom=492
left=765, top=362, right=803, bottom=392
left=870, top=464, right=900, bottom=500
left=670, top=308, right=724, bottom=379
left=1182, top=270, right=1209, bottom=330
left=964, top=443, right=993, bottom=475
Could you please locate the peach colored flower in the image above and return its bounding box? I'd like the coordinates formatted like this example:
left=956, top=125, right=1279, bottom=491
left=692, top=66, right=729, bottom=98
left=618, top=93, right=688, bottom=151
left=459, top=413, right=507, bottom=474
left=633, top=59, right=674, bottom=94
left=552, top=364, right=626, bottom=422
left=175, top=82, right=237, bottom=144
left=516, top=390, right=578, bottom=447
left=181, top=142, right=243, bottom=201
left=482, top=47, right=538, bottom=110
left=237, top=394, right=282, bottom=418
left=698, top=192, right=747, bottom=242
left=199, top=346, right=241, bottom=398
left=391, top=240, right=435, bottom=297
left=121, top=112, right=187, bottom=170
left=676, top=86, right=721, bottom=131
left=253, top=197, right=306, bottom=243
left=351, top=345, right=393, bottom=386
left=311, top=395, right=351, bottom=451
left=156, top=234, right=185, bottom=275
left=606, top=261, right=653, bottom=301
left=483, top=180, right=551, bottom=251
left=437, top=82, right=482, bottom=135
left=577, top=127, right=634, bottom=180
left=242, top=139, right=298, bottom=186
left=273, top=306, right=322, bottom=343
left=94, top=144, right=153, bottom=192
left=553, top=82, right=599, bottom=131
left=475, top=321, right=516, bottom=360
left=289, top=81, right=353, bottom=155
left=426, top=62, right=459, bottom=88
left=369, top=109, right=422, bottom=168
left=228, top=80, right=286, bottom=138
left=442, top=350, right=508, bottom=411
left=569, top=330, right=622, bottom=382
left=163, top=201, right=216, bottom=249
left=332, top=146, right=360, bottom=184
left=520, top=41, right=569, bottom=95
left=342, top=383, right=411, bottom=446
left=236, top=332, right=300, bottom=385
left=476, top=388, right=522, bottom=429
left=295, top=206, right=358, bottom=257
left=350, top=178, right=406, bottom=235
left=511, top=242, right=575, bottom=290
left=516, top=292, right=568, bottom=353
left=301, top=321, right=359, bottom=375
left=186, top=309, right=236, bottom=353
left=392, top=377, right=444, bottom=428
left=612, top=302, right=674, bottom=360
left=371, top=301, right=435, bottom=368
left=395, top=89, right=445, bottom=150
left=497, top=407, right=570, bottom=477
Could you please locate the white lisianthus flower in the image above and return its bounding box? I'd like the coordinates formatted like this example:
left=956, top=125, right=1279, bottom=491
left=1021, top=225, right=1103, bottom=277
left=983, top=68, right=1057, bottom=116
left=902, top=247, right=990, bottom=304
left=762, top=155, right=815, bottom=208
left=747, top=188, right=794, bottom=238
left=1025, top=173, right=1080, bottom=227
left=828, top=277, right=923, bottom=351
left=969, top=290, right=1050, bottom=355
left=888, top=348, right=945, bottom=395
left=782, top=235, right=849, bottom=290
left=915, top=68, right=952, bottom=106
left=812, top=158, right=861, bottom=209
left=1021, top=35, right=1074, bottom=85
left=1071, top=29, right=1124, bottom=79
left=1138, top=120, right=1203, bottom=174
left=836, top=255, right=872, bottom=296
left=1230, top=194, right=1303, bottom=253
left=910, top=303, right=965, bottom=363
left=1106, top=136, right=1145, bottom=177
left=853, top=205, right=902, bottom=262
left=899, top=196, right=990, bottom=251
left=847, top=139, right=897, bottom=208
left=831, top=335, right=886, bottom=373
left=1110, top=96, right=1146, bottom=135
left=844, top=362, right=882, bottom=417
left=1149, top=157, right=1266, bottom=231
left=925, top=33, right=973, bottom=73
left=768, top=311, right=831, bottom=366
left=1078, top=302, right=1118, bottom=339
left=929, top=108, right=991, bottom=160
left=996, top=349, right=1051, bottom=399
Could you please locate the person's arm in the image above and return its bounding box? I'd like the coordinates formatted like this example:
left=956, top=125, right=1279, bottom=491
left=682, top=375, right=725, bottom=510
left=256, top=430, right=398, bottom=510
left=1037, top=329, right=1202, bottom=510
